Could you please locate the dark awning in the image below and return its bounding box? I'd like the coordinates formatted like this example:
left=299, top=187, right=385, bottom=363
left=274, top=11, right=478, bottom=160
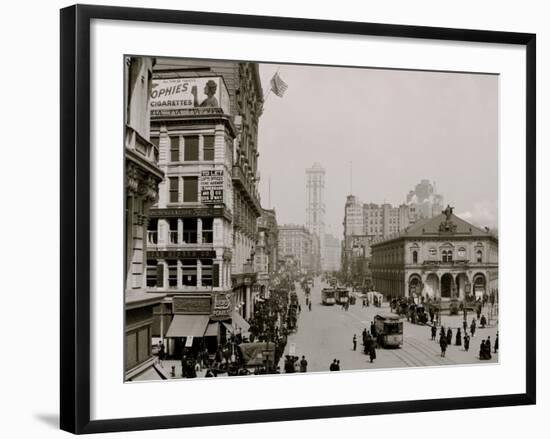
left=165, top=315, right=209, bottom=338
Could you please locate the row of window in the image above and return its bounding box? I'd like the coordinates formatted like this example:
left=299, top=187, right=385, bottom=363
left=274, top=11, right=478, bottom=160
left=168, top=176, right=198, bottom=203
left=146, top=259, right=220, bottom=288
left=151, top=135, right=216, bottom=163
left=147, top=218, right=214, bottom=244
left=411, top=248, right=483, bottom=263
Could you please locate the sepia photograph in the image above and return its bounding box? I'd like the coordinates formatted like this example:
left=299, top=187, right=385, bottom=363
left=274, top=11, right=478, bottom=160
left=124, top=56, right=499, bottom=382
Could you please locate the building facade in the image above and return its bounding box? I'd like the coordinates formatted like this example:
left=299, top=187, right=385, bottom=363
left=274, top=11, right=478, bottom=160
left=306, top=163, right=325, bottom=272
left=278, top=224, right=314, bottom=272
left=144, top=58, right=263, bottom=358
left=324, top=233, right=341, bottom=272
left=370, top=206, right=498, bottom=301
left=124, top=56, right=165, bottom=380
left=255, top=208, right=279, bottom=298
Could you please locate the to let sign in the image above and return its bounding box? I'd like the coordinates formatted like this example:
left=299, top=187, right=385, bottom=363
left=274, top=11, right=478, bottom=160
left=200, top=170, right=224, bottom=204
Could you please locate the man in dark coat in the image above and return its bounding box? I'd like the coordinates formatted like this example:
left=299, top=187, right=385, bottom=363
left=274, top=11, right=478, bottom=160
left=464, top=333, right=470, bottom=351
left=479, top=340, right=487, bottom=360
left=431, top=325, right=437, bottom=341
left=455, top=328, right=462, bottom=346
left=446, top=328, right=453, bottom=346
left=329, top=359, right=337, bottom=371
left=470, top=318, right=477, bottom=337
left=353, top=334, right=357, bottom=351
left=480, top=314, right=487, bottom=328
left=299, top=356, right=308, bottom=372
left=463, top=319, right=468, bottom=333
left=439, top=334, right=448, bottom=357
left=485, top=336, right=492, bottom=358
left=368, top=343, right=376, bottom=363
left=494, top=332, right=499, bottom=353
left=370, top=321, right=376, bottom=338
left=362, top=328, right=368, bottom=346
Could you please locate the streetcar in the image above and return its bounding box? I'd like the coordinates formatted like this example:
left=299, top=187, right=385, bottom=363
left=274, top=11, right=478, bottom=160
left=335, top=287, right=350, bottom=305
left=373, top=313, right=403, bottom=348
left=321, top=288, right=336, bottom=305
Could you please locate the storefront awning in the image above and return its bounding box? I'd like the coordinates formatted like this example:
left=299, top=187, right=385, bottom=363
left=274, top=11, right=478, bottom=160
left=165, top=315, right=209, bottom=338
left=232, top=311, right=250, bottom=332
left=204, top=322, right=220, bottom=337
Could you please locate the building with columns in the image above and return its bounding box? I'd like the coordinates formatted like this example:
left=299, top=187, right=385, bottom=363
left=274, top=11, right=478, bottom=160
left=370, top=206, right=498, bottom=302
left=306, top=163, right=325, bottom=272
left=124, top=56, right=165, bottom=380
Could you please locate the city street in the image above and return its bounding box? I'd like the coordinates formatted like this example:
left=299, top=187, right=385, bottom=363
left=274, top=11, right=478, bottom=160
left=282, top=277, right=498, bottom=373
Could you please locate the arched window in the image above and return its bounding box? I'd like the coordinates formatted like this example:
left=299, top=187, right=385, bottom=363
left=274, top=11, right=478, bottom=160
left=412, top=250, right=418, bottom=264
left=447, top=250, right=453, bottom=262
left=442, top=250, right=448, bottom=262
left=476, top=250, right=483, bottom=263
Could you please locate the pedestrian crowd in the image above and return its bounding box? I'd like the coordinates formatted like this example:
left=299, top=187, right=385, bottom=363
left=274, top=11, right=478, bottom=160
left=430, top=315, right=498, bottom=360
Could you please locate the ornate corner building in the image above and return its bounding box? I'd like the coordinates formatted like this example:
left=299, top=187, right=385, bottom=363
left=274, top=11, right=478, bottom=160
left=124, top=57, right=166, bottom=380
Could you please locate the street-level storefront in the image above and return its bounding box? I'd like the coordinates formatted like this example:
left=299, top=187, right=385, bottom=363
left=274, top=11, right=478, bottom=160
left=156, top=289, right=251, bottom=359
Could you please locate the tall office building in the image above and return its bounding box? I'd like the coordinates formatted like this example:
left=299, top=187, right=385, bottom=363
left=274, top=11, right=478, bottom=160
left=306, top=163, right=325, bottom=272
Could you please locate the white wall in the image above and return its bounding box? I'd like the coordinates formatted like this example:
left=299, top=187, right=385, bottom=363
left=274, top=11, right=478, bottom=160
left=0, top=0, right=546, bottom=438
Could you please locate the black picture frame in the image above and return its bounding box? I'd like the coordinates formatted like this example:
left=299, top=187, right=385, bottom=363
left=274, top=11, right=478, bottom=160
left=60, top=4, right=536, bottom=434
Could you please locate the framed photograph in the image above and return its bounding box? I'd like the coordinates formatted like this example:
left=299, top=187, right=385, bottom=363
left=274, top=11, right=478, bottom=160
left=60, top=4, right=536, bottom=434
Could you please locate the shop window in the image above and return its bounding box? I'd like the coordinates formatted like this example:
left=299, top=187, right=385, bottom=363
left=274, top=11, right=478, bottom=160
left=170, top=136, right=180, bottom=162
left=201, top=259, right=213, bottom=286
left=203, top=135, right=215, bottom=161
left=182, top=218, right=197, bottom=244
left=184, top=136, right=199, bottom=161
left=183, top=176, right=198, bottom=202
left=202, top=218, right=214, bottom=243
left=181, top=259, right=197, bottom=286
left=169, top=177, right=179, bottom=203
left=167, top=260, right=178, bottom=288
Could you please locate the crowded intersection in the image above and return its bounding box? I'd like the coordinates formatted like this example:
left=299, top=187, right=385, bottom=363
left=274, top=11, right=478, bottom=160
left=149, top=272, right=498, bottom=380
left=280, top=276, right=498, bottom=373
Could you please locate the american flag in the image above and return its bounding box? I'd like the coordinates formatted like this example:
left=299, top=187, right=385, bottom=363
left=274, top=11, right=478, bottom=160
left=270, top=72, right=288, bottom=97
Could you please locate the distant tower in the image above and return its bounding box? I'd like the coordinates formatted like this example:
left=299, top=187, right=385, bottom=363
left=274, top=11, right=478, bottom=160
left=306, top=163, right=325, bottom=271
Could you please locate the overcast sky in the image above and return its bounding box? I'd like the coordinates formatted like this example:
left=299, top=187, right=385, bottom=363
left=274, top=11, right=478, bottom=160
left=256, top=63, right=499, bottom=238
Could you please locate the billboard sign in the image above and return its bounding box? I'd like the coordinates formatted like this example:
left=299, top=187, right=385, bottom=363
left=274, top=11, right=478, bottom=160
left=150, top=76, right=230, bottom=117
left=200, top=170, right=224, bottom=204
left=211, top=292, right=233, bottom=320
